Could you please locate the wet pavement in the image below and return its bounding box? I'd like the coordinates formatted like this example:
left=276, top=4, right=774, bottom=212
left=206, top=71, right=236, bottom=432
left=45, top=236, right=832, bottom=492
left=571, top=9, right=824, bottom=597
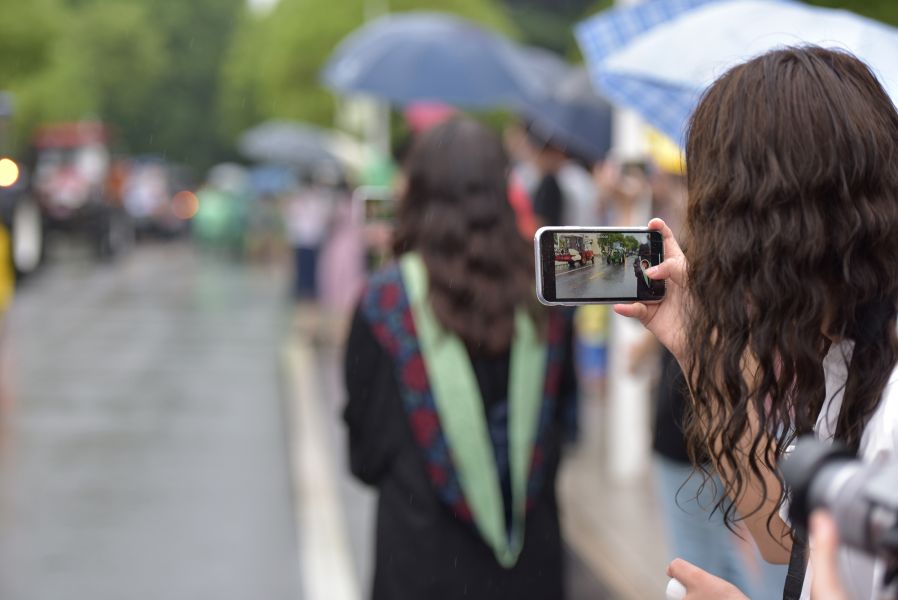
left=0, top=239, right=658, bottom=600
left=0, top=243, right=300, bottom=600
left=555, top=260, right=637, bottom=300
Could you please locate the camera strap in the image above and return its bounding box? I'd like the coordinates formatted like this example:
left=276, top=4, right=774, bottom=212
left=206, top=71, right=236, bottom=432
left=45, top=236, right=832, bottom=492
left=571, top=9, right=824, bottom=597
left=782, top=530, right=808, bottom=600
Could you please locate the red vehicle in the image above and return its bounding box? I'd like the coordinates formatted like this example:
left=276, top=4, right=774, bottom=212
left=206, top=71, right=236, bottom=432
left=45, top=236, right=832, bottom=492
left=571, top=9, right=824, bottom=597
left=554, top=233, right=595, bottom=269
left=31, top=122, right=133, bottom=258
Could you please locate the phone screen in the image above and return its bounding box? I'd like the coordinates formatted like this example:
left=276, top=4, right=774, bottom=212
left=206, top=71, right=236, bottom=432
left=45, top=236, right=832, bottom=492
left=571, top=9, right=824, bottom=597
left=536, top=227, right=665, bottom=304
left=352, top=186, right=395, bottom=224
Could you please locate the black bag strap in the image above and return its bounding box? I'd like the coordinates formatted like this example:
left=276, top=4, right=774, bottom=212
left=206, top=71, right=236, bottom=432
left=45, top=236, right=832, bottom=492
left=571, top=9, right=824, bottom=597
left=783, top=530, right=809, bottom=600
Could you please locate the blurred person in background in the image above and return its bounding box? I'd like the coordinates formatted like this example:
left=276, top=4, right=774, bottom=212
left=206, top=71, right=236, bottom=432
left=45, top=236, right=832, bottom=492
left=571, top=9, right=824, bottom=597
left=572, top=154, right=652, bottom=426
left=518, top=125, right=598, bottom=441
left=343, top=117, right=576, bottom=600
left=286, top=162, right=337, bottom=336
left=526, top=126, right=598, bottom=228
left=593, top=157, right=651, bottom=226
left=617, top=47, right=898, bottom=600
left=316, top=177, right=364, bottom=344
left=193, top=163, right=249, bottom=257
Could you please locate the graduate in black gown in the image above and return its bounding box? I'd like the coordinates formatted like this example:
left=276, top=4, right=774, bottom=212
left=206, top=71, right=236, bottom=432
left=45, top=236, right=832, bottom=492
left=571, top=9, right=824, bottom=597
left=344, top=118, right=576, bottom=600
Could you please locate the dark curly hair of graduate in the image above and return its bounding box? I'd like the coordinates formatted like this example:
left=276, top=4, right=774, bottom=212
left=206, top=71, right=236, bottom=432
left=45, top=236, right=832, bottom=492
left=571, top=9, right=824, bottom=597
left=393, top=117, right=539, bottom=354
left=683, top=47, right=898, bottom=536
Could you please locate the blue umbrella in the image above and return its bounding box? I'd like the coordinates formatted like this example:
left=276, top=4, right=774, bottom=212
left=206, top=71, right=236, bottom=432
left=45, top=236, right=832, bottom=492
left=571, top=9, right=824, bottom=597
left=518, top=67, right=612, bottom=163
left=575, top=0, right=720, bottom=146
left=322, top=12, right=549, bottom=108
left=577, top=0, right=898, bottom=148
left=520, top=45, right=571, bottom=88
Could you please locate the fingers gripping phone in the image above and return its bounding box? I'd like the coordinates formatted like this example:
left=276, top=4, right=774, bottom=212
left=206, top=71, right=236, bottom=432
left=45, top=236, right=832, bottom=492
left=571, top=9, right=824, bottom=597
left=534, top=226, right=665, bottom=305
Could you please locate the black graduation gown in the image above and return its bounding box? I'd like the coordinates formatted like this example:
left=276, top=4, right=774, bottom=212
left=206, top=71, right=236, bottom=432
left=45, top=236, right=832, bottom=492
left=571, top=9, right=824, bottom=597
left=343, top=307, right=577, bottom=600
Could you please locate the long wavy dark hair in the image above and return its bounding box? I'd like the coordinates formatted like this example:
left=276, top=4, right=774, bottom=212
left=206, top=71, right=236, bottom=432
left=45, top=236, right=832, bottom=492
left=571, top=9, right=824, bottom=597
left=393, top=117, right=539, bottom=354
left=683, top=47, right=898, bottom=530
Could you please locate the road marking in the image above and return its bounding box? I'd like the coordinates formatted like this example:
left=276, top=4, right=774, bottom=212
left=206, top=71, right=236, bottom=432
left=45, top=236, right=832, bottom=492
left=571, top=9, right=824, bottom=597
left=283, top=340, right=359, bottom=600
left=556, top=262, right=599, bottom=277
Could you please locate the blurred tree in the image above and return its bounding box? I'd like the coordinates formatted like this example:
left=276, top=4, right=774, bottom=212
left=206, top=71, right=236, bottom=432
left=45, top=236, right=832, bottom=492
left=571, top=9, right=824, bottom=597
left=70, top=2, right=167, bottom=152
left=806, top=0, right=898, bottom=25
left=219, top=0, right=517, bottom=140
left=139, top=0, right=244, bottom=167
left=4, top=0, right=98, bottom=149
left=4, top=0, right=243, bottom=168
left=501, top=0, right=598, bottom=54
left=576, top=0, right=898, bottom=27
left=0, top=0, right=59, bottom=85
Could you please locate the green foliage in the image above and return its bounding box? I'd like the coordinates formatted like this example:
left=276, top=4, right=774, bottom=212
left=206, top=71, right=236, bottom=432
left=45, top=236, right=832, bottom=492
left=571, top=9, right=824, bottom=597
left=139, top=0, right=244, bottom=165
left=6, top=0, right=518, bottom=169
left=5, top=0, right=96, bottom=148
left=13, top=0, right=893, bottom=173
left=70, top=2, right=167, bottom=151
left=3, top=0, right=243, bottom=167
left=0, top=0, right=60, bottom=84
left=805, top=0, right=898, bottom=26
left=505, top=5, right=575, bottom=54
left=580, top=0, right=613, bottom=16
left=219, top=0, right=518, bottom=141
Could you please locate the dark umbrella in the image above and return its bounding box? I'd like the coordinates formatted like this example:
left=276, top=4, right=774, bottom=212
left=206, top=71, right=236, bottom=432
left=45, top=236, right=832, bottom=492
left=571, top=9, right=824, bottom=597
left=519, top=67, right=612, bottom=164
left=520, top=45, right=571, bottom=88
left=322, top=12, right=549, bottom=108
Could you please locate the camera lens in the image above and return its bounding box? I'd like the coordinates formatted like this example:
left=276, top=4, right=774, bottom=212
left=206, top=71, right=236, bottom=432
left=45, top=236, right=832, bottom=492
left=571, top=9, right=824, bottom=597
left=810, top=461, right=870, bottom=551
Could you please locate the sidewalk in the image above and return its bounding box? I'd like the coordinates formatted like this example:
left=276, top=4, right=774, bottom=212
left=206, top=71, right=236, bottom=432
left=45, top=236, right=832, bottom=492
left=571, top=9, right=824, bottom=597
left=559, top=395, right=669, bottom=599
left=283, top=318, right=669, bottom=599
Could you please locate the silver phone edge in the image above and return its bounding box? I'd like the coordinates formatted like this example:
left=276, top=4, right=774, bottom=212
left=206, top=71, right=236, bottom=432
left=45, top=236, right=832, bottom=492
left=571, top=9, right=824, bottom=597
left=532, top=225, right=662, bottom=306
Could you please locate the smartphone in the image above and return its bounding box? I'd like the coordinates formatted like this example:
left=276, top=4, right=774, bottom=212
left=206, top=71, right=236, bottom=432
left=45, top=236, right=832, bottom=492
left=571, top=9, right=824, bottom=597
left=352, top=185, right=395, bottom=224
left=534, top=226, right=665, bottom=305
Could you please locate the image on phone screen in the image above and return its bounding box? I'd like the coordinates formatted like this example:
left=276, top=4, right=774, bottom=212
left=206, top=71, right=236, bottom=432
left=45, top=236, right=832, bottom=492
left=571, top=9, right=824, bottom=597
left=352, top=186, right=395, bottom=224
left=535, top=227, right=665, bottom=304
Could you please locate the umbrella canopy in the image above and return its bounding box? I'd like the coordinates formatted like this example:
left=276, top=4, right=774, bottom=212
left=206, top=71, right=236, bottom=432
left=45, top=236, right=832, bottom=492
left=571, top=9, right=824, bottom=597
left=520, top=45, right=572, bottom=88
left=519, top=67, right=612, bottom=163
left=576, top=0, right=898, bottom=146
left=238, top=120, right=392, bottom=185
left=575, top=0, right=715, bottom=146
left=322, top=12, right=549, bottom=108
left=237, top=120, right=340, bottom=167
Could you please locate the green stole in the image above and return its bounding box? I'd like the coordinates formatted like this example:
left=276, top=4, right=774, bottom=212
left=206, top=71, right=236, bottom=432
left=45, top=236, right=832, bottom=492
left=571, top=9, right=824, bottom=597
left=399, top=253, right=547, bottom=567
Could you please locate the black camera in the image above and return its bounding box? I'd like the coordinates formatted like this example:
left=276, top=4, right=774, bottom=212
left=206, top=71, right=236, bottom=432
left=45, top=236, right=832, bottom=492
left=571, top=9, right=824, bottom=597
left=779, top=436, right=898, bottom=596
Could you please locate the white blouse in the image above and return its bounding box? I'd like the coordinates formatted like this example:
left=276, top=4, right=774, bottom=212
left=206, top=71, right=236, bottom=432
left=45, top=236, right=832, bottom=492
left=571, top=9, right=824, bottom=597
left=797, top=340, right=898, bottom=600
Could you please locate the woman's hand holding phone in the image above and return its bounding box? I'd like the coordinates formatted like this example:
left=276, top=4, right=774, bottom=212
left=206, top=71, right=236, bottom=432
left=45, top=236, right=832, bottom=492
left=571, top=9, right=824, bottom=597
left=614, top=218, right=689, bottom=363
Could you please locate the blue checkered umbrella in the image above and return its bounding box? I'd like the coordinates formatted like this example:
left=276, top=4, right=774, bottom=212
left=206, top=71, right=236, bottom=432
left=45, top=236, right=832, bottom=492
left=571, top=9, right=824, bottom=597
left=577, top=0, right=898, bottom=148
left=575, top=0, right=717, bottom=147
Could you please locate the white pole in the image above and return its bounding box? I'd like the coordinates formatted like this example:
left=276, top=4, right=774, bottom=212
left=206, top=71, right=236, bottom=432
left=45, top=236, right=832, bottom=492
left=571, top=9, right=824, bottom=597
left=365, top=0, right=391, bottom=156
left=606, top=0, right=652, bottom=482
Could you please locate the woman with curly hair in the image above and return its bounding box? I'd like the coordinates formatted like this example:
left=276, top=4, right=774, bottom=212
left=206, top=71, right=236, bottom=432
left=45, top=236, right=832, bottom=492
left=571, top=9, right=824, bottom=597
left=343, top=117, right=576, bottom=599
left=617, top=47, right=898, bottom=600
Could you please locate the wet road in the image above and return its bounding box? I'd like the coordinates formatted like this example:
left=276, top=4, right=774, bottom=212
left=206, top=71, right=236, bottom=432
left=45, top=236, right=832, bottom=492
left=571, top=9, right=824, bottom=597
left=556, top=259, right=637, bottom=300
left=0, top=243, right=300, bottom=600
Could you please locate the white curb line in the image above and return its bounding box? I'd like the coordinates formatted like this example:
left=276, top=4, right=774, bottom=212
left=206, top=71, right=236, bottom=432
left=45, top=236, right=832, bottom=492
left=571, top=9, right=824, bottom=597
left=283, top=340, right=359, bottom=600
